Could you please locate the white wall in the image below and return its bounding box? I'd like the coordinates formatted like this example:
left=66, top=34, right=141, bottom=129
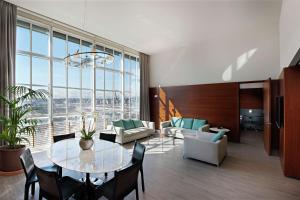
left=280, top=0, right=300, bottom=69
left=150, top=1, right=281, bottom=87
left=8, top=0, right=282, bottom=87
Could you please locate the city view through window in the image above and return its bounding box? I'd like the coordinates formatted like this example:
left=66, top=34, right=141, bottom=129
left=16, top=19, right=140, bottom=150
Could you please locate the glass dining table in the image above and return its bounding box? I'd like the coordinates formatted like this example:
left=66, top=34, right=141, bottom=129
left=48, top=138, right=131, bottom=199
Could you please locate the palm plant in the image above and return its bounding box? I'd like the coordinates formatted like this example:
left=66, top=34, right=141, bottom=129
left=0, top=86, right=48, bottom=149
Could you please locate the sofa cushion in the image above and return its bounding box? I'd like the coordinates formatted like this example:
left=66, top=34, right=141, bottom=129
left=132, top=119, right=144, bottom=128
left=180, top=118, right=194, bottom=129
left=171, top=117, right=182, bottom=127
left=122, top=119, right=135, bottom=130
left=113, top=120, right=124, bottom=128
left=211, top=130, right=225, bottom=142
left=192, top=119, right=207, bottom=130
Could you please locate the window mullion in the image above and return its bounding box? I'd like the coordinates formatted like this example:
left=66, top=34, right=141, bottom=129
left=29, top=23, right=32, bottom=90
left=121, top=51, right=124, bottom=119
left=103, top=62, right=106, bottom=128
left=93, top=43, right=96, bottom=125
left=49, top=27, right=53, bottom=125
left=66, top=34, right=69, bottom=130
left=80, top=39, right=83, bottom=115
left=29, top=22, right=33, bottom=147
left=112, top=50, right=115, bottom=120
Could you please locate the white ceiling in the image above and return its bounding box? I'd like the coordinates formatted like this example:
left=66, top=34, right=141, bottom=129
left=8, top=0, right=282, bottom=55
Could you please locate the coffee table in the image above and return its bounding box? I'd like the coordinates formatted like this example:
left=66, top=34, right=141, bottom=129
left=209, top=127, right=230, bottom=133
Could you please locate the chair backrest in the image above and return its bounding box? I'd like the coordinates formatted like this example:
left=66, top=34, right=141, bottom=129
left=132, top=141, right=146, bottom=163
left=19, top=148, right=35, bottom=179
left=112, top=161, right=141, bottom=199
left=53, top=132, right=75, bottom=143
left=35, top=166, right=61, bottom=199
left=99, top=133, right=116, bottom=143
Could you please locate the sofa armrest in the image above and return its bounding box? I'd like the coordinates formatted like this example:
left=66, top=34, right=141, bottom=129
left=106, top=125, right=113, bottom=131
left=142, top=121, right=155, bottom=131
left=160, top=121, right=171, bottom=129
left=217, top=135, right=228, bottom=157
left=113, top=126, right=124, bottom=135
left=199, top=124, right=210, bottom=132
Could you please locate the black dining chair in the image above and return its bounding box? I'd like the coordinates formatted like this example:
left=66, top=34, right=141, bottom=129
left=132, top=141, right=146, bottom=192
left=93, top=161, right=142, bottom=200
left=20, top=149, right=59, bottom=200
left=53, top=132, right=75, bottom=143
left=53, top=133, right=76, bottom=176
left=98, top=132, right=117, bottom=179
left=35, top=165, right=84, bottom=200
left=99, top=132, right=116, bottom=143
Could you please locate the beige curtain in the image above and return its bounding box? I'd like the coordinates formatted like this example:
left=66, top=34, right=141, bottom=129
left=139, top=53, right=150, bottom=121
left=0, top=0, right=16, bottom=146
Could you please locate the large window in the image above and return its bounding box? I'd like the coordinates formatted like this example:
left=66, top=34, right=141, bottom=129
left=16, top=19, right=140, bottom=149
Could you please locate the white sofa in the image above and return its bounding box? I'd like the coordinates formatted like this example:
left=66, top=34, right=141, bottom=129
left=160, top=119, right=210, bottom=143
left=183, top=132, right=227, bottom=166
left=109, top=120, right=155, bottom=144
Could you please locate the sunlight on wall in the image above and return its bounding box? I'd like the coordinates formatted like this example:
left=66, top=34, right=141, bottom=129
left=157, top=87, right=182, bottom=124
left=222, top=48, right=258, bottom=81
left=222, top=65, right=232, bottom=81
left=168, top=99, right=181, bottom=118
left=236, top=48, right=257, bottom=70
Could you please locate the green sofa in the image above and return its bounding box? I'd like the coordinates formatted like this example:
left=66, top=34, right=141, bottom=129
left=160, top=117, right=210, bottom=139
left=108, top=119, right=155, bottom=144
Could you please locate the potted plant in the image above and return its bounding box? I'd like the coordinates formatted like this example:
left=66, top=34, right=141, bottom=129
left=0, top=86, right=47, bottom=172
left=79, top=113, right=96, bottom=150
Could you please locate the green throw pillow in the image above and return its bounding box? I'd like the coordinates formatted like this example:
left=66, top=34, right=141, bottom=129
left=122, top=119, right=135, bottom=130
left=171, top=117, right=182, bottom=127
left=112, top=120, right=124, bottom=129
left=132, top=119, right=144, bottom=128
left=180, top=118, right=194, bottom=129
left=211, top=131, right=225, bottom=142
left=192, top=119, right=207, bottom=130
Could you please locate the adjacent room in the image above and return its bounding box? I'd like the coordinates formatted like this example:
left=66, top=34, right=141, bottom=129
left=1, top=0, right=300, bottom=199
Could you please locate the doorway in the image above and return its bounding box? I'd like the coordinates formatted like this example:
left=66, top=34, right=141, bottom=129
left=239, top=83, right=264, bottom=142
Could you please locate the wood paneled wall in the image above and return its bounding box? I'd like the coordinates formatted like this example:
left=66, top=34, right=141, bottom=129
left=149, top=83, right=240, bottom=142
left=279, top=67, right=300, bottom=179
left=240, top=88, right=263, bottom=109
left=271, top=80, right=280, bottom=150
left=263, top=79, right=272, bottom=155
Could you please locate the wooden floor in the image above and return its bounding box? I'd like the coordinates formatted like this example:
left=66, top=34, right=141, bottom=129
left=1, top=131, right=300, bottom=200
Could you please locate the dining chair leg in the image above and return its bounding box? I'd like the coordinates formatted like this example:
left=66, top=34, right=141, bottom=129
left=24, top=183, right=30, bottom=200
left=140, top=167, right=145, bottom=192
left=58, top=166, right=62, bottom=177
left=31, top=182, right=35, bottom=195
left=135, top=184, right=139, bottom=200
left=39, top=190, right=43, bottom=200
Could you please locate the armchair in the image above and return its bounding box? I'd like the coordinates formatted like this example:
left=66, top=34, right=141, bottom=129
left=183, top=133, right=227, bottom=166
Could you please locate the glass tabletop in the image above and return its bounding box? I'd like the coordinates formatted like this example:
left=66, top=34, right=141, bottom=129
left=48, top=138, right=131, bottom=174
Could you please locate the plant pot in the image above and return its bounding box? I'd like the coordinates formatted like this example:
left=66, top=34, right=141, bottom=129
left=79, top=139, right=94, bottom=150
left=0, top=145, right=26, bottom=172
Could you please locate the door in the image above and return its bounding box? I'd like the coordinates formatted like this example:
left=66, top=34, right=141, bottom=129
left=263, top=78, right=272, bottom=155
